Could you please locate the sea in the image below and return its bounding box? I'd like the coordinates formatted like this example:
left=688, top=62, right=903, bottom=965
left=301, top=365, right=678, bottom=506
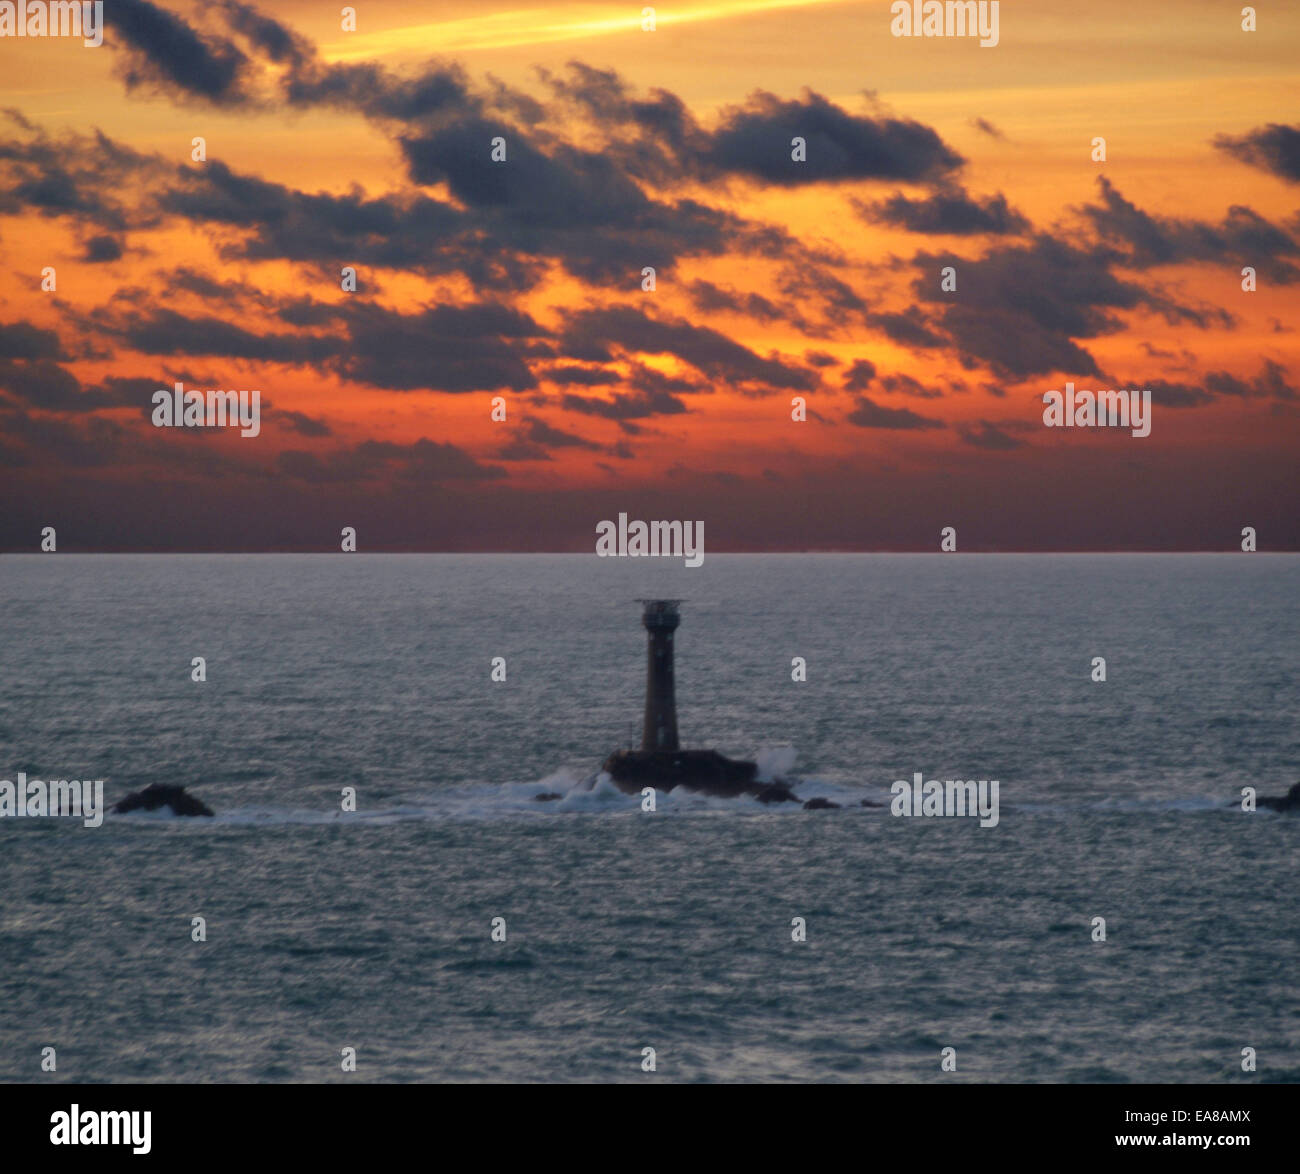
left=1, top=553, right=1296, bottom=1083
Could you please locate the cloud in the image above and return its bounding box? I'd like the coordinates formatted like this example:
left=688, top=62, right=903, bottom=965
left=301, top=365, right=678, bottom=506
left=115, top=308, right=338, bottom=365
left=867, top=307, right=947, bottom=350
left=560, top=306, right=816, bottom=391
left=699, top=89, right=964, bottom=186
left=0, top=319, right=64, bottom=360
left=542, top=365, right=621, bottom=387
left=542, top=66, right=964, bottom=187
left=0, top=118, right=167, bottom=233
left=1214, top=123, right=1300, bottom=183
left=101, top=299, right=548, bottom=394
left=856, top=186, right=1030, bottom=236
left=907, top=230, right=1216, bottom=378
left=336, top=301, right=546, bottom=392
left=878, top=373, right=945, bottom=399
left=398, top=118, right=767, bottom=284
left=82, top=234, right=125, bottom=262
left=1112, top=361, right=1294, bottom=409
left=842, top=359, right=877, bottom=391
left=109, top=0, right=251, bottom=105
left=561, top=388, right=687, bottom=424
left=278, top=438, right=504, bottom=483
left=957, top=421, right=1027, bottom=449
left=845, top=396, right=943, bottom=430
left=496, top=417, right=603, bottom=460
left=1080, top=176, right=1300, bottom=284
left=277, top=410, right=333, bottom=437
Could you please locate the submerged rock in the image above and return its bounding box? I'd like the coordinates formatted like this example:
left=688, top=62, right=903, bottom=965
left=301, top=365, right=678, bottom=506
left=603, top=748, right=793, bottom=801
left=533, top=792, right=564, bottom=802
left=1258, top=782, right=1300, bottom=812
left=112, top=784, right=213, bottom=817
left=802, top=797, right=841, bottom=810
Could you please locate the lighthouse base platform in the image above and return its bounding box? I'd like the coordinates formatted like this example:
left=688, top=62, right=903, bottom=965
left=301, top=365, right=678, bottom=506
left=601, top=749, right=799, bottom=803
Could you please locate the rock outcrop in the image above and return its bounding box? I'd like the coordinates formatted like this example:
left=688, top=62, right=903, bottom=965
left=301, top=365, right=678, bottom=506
left=112, top=784, right=214, bottom=817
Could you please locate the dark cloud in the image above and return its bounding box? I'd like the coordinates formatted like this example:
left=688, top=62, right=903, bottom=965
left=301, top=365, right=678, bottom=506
left=82, top=234, right=125, bottom=263
left=957, top=421, right=1027, bottom=449
left=776, top=263, right=871, bottom=326
left=220, top=0, right=310, bottom=67
left=0, top=320, right=64, bottom=360
left=878, top=373, right=945, bottom=399
left=398, top=118, right=760, bottom=284
left=0, top=120, right=166, bottom=233
left=337, top=301, right=545, bottom=392
left=541, top=66, right=963, bottom=192
left=1214, top=123, right=1300, bottom=183
left=842, top=359, right=877, bottom=391
left=1108, top=361, right=1294, bottom=410
left=867, top=307, right=947, bottom=350
left=909, top=232, right=1212, bottom=378
left=701, top=89, right=963, bottom=185
left=1080, top=176, right=1300, bottom=284
left=971, top=118, right=1006, bottom=140
left=1205, top=359, right=1295, bottom=401
left=496, top=417, right=605, bottom=460
left=845, top=396, right=943, bottom=430
left=0, top=358, right=87, bottom=409
left=278, top=438, right=504, bottom=484
left=286, top=58, right=474, bottom=122
left=561, top=306, right=815, bottom=391
left=542, top=365, right=621, bottom=386
left=1143, top=379, right=1216, bottom=409
left=278, top=410, right=333, bottom=437
left=99, top=298, right=547, bottom=395
left=688, top=279, right=794, bottom=325
left=522, top=418, right=601, bottom=450
left=109, top=0, right=251, bottom=105
left=624, top=362, right=706, bottom=396
left=116, top=308, right=337, bottom=365
left=856, top=186, right=1030, bottom=235
left=160, top=160, right=543, bottom=291
left=561, top=388, right=687, bottom=423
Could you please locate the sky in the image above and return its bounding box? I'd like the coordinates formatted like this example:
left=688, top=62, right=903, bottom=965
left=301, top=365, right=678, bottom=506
left=0, top=0, right=1297, bottom=551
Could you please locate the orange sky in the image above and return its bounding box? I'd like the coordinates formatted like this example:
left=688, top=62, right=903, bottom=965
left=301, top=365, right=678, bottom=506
left=1, top=1, right=1297, bottom=549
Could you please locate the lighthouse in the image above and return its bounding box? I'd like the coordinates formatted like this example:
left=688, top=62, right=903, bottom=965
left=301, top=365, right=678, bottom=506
left=601, top=600, right=797, bottom=802
left=639, top=599, right=681, bottom=752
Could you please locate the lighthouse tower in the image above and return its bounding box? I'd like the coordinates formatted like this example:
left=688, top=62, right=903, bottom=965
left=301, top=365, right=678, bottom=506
left=602, top=599, right=791, bottom=801
left=638, top=599, right=681, bottom=752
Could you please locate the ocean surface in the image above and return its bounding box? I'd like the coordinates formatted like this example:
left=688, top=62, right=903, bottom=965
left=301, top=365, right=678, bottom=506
left=1, top=553, right=1297, bottom=1083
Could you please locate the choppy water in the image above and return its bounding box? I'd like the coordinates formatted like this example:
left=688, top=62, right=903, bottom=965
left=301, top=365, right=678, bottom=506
left=1, top=554, right=1297, bottom=1082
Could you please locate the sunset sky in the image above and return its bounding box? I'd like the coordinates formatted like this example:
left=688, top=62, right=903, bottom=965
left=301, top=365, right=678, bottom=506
left=1, top=0, right=1297, bottom=550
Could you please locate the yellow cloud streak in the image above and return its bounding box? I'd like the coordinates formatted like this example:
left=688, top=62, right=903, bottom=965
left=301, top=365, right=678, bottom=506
left=320, top=0, right=843, bottom=59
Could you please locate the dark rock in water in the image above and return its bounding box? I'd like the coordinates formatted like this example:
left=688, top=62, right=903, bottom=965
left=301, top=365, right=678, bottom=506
left=860, top=798, right=885, bottom=808
left=112, top=784, right=213, bottom=817
left=534, top=792, right=564, bottom=802
left=603, top=748, right=783, bottom=800
left=802, top=797, right=840, bottom=810
left=1258, top=781, right=1300, bottom=812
